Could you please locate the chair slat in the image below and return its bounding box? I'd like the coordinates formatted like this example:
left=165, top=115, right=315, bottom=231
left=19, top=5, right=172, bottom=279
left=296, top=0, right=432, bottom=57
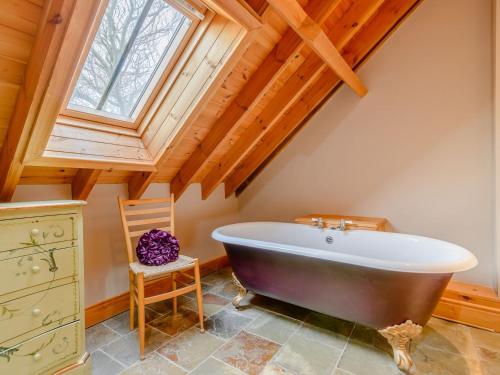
left=127, top=217, right=170, bottom=227
left=129, top=226, right=171, bottom=237
left=125, top=207, right=171, bottom=216
left=123, top=198, right=171, bottom=206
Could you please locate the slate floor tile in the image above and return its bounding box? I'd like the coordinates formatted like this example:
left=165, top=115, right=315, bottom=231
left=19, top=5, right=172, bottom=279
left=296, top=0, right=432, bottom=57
left=184, top=292, right=230, bottom=317
left=148, top=307, right=201, bottom=337
left=411, top=344, right=481, bottom=375
left=101, top=326, right=169, bottom=367
left=103, top=308, right=162, bottom=335
left=90, top=350, right=124, bottom=375
left=205, top=309, right=252, bottom=339
left=85, top=323, right=120, bottom=352
left=272, top=326, right=342, bottom=375
left=246, top=310, right=301, bottom=344
left=337, top=339, right=402, bottom=375
left=157, top=327, right=225, bottom=370
left=301, top=312, right=354, bottom=350
left=190, top=357, right=243, bottom=375
left=214, top=330, right=281, bottom=375
left=121, top=352, right=186, bottom=374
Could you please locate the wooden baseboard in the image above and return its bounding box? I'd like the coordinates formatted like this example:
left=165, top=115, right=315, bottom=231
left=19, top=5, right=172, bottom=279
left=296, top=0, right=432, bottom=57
left=85, top=255, right=229, bottom=327
left=433, top=280, right=500, bottom=332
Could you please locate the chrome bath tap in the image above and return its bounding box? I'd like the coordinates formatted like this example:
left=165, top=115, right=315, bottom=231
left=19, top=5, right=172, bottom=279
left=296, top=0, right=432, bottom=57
left=311, top=217, right=324, bottom=229
left=329, top=219, right=353, bottom=231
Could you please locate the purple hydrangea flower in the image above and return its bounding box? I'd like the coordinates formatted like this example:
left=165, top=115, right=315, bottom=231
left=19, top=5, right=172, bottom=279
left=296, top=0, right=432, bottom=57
left=136, top=229, right=179, bottom=266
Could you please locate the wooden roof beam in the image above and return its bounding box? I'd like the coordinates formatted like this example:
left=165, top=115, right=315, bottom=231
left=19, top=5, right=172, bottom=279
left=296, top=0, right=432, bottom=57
left=72, top=169, right=102, bottom=200
left=170, top=0, right=341, bottom=200
left=128, top=172, right=156, bottom=200
left=0, top=0, right=77, bottom=201
left=201, top=50, right=324, bottom=199
left=267, top=0, right=368, bottom=97
left=202, top=0, right=262, bottom=30
left=200, top=0, right=385, bottom=199
left=225, top=0, right=420, bottom=197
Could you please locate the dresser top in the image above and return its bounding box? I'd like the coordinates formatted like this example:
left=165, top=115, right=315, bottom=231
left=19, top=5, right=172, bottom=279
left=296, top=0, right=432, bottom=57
left=0, top=200, right=87, bottom=212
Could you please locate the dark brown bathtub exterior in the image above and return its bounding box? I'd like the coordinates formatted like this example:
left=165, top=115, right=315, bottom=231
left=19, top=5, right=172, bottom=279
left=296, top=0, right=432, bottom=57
left=224, top=243, right=452, bottom=329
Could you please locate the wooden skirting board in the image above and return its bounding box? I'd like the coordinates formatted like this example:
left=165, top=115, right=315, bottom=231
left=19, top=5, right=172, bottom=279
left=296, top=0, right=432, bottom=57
left=85, top=254, right=500, bottom=333
left=85, top=255, right=229, bottom=328
left=433, top=280, right=500, bottom=332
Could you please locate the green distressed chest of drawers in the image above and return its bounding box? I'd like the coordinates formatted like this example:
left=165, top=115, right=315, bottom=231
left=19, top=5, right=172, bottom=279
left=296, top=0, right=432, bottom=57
left=0, top=201, right=90, bottom=375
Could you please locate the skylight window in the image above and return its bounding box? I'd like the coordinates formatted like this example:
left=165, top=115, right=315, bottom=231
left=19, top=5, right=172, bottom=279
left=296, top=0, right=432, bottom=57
left=68, top=0, right=191, bottom=121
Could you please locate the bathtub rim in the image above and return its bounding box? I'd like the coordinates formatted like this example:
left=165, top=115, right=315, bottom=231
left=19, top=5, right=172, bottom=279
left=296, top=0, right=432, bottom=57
left=212, top=221, right=478, bottom=274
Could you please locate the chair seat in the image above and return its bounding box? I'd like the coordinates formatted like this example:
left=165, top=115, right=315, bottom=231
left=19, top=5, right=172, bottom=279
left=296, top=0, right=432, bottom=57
left=129, top=255, right=195, bottom=278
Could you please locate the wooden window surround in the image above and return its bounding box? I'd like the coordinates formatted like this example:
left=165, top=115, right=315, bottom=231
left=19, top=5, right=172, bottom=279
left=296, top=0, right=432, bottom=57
left=62, top=0, right=203, bottom=130
left=21, top=0, right=251, bottom=172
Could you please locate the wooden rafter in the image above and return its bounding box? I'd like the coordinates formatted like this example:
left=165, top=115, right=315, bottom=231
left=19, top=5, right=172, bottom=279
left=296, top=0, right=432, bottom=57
left=170, top=0, right=340, bottom=200
left=226, top=0, right=420, bottom=197
left=245, top=0, right=269, bottom=16
left=128, top=172, right=156, bottom=200
left=200, top=0, right=384, bottom=199
left=0, top=0, right=77, bottom=201
left=72, top=169, right=102, bottom=200
left=267, top=0, right=368, bottom=97
left=4, top=0, right=423, bottom=196
left=201, top=49, right=324, bottom=199
left=202, top=0, right=262, bottom=30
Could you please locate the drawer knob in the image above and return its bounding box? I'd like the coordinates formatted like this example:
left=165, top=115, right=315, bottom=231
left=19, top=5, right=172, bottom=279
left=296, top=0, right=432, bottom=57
left=31, top=228, right=40, bottom=236
left=33, top=352, right=42, bottom=361
left=32, top=308, right=41, bottom=316
left=31, top=265, right=40, bottom=273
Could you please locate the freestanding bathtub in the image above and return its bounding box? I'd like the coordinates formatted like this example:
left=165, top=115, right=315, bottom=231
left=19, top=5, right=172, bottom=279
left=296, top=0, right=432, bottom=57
left=212, top=222, right=477, bottom=372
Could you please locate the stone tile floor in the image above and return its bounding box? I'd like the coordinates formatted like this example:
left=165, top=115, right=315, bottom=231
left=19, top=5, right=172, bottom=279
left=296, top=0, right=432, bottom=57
left=87, top=267, right=500, bottom=374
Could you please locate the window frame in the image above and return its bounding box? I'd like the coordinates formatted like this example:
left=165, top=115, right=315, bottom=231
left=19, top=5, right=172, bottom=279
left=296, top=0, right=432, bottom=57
left=61, top=0, right=203, bottom=130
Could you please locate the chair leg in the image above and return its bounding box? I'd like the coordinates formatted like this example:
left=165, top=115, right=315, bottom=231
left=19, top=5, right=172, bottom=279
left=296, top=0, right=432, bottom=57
left=137, top=272, right=146, bottom=360
left=193, top=259, right=205, bottom=333
left=129, top=270, right=135, bottom=330
left=172, top=272, right=177, bottom=315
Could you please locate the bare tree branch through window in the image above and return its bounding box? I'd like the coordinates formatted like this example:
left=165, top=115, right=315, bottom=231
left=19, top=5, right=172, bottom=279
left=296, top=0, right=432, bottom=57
left=69, top=0, right=190, bottom=119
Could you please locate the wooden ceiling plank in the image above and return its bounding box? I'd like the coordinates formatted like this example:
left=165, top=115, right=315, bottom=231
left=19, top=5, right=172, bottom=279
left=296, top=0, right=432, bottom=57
left=267, top=0, right=368, bottom=97
left=72, top=168, right=102, bottom=200
left=170, top=0, right=340, bottom=200
left=202, top=0, right=263, bottom=30
left=0, top=0, right=77, bottom=201
left=129, top=18, right=255, bottom=200
left=225, top=0, right=420, bottom=197
left=200, top=49, right=324, bottom=199
left=23, top=0, right=102, bottom=164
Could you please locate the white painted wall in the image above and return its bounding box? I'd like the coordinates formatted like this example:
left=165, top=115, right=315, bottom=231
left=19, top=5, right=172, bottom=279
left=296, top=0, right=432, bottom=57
left=12, top=183, right=239, bottom=306
left=238, top=0, right=495, bottom=288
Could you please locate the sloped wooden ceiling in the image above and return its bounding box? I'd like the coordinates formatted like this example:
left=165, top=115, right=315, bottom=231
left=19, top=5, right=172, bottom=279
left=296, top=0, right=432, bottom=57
left=0, top=0, right=421, bottom=201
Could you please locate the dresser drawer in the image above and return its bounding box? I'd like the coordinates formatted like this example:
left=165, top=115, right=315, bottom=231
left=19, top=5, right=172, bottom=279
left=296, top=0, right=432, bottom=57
left=0, top=246, right=78, bottom=296
left=0, top=214, right=77, bottom=256
left=0, top=321, right=81, bottom=375
left=0, top=282, right=79, bottom=344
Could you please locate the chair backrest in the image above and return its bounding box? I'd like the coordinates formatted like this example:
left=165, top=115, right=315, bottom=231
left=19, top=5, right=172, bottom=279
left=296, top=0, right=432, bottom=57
left=118, top=194, right=175, bottom=264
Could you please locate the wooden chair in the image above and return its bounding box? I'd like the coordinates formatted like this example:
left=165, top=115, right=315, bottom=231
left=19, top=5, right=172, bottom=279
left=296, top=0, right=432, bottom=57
left=118, top=195, right=204, bottom=359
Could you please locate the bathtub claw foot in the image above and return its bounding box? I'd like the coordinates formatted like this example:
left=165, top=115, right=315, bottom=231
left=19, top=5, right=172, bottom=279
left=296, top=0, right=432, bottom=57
left=378, top=320, right=422, bottom=373
left=232, top=272, right=247, bottom=308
